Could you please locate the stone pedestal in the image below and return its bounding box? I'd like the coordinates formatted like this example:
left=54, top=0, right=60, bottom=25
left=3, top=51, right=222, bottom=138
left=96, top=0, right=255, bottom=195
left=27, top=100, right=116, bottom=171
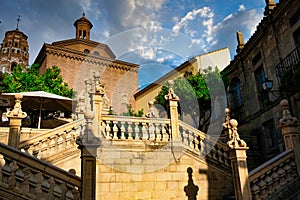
left=279, top=99, right=300, bottom=175
left=7, top=94, right=27, bottom=149
left=227, top=119, right=251, bottom=200
left=76, top=110, right=100, bottom=200
left=164, top=80, right=179, bottom=139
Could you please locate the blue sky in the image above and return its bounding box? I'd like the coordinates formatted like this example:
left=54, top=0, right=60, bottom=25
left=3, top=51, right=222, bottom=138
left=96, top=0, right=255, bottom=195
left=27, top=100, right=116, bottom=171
left=0, top=0, right=279, bottom=88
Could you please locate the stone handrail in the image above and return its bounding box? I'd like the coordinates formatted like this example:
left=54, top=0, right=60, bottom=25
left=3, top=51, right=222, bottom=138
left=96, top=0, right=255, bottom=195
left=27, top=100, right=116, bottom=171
left=0, top=142, right=81, bottom=199
left=101, top=115, right=171, bottom=141
left=249, top=149, right=298, bottom=199
left=19, top=119, right=85, bottom=158
left=179, top=120, right=231, bottom=169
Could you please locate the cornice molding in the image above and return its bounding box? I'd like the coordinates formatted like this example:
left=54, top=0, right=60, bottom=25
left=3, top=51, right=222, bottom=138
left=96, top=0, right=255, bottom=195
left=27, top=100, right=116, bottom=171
left=44, top=45, right=139, bottom=73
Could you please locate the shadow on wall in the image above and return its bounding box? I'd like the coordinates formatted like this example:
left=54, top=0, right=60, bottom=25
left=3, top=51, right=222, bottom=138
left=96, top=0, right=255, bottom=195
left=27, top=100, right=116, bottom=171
left=184, top=167, right=199, bottom=200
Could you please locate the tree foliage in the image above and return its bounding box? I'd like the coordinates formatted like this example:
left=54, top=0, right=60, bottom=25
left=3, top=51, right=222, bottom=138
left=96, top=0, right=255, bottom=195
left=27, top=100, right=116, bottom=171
left=0, top=64, right=74, bottom=98
left=154, top=66, right=225, bottom=132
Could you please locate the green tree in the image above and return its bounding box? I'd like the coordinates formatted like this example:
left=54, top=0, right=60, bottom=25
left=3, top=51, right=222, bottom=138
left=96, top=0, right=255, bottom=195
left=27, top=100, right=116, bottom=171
left=154, top=66, right=225, bottom=132
left=0, top=64, right=74, bottom=98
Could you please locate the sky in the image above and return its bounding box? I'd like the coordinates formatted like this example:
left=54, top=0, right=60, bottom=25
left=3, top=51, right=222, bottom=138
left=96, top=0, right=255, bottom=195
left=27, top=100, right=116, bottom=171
left=0, top=0, right=279, bottom=88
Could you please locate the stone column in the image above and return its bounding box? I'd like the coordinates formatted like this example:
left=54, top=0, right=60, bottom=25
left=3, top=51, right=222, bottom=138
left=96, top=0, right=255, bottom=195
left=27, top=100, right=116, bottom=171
left=164, top=80, right=179, bottom=139
left=278, top=99, right=300, bottom=174
left=92, top=71, right=105, bottom=123
left=6, top=94, right=27, bottom=149
left=226, top=119, right=251, bottom=200
left=76, top=110, right=100, bottom=200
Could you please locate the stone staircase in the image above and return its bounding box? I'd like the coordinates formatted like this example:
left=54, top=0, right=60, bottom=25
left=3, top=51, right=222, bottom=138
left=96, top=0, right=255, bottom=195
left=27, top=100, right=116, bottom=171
left=18, top=119, right=84, bottom=163
left=0, top=142, right=81, bottom=200
left=249, top=149, right=300, bottom=200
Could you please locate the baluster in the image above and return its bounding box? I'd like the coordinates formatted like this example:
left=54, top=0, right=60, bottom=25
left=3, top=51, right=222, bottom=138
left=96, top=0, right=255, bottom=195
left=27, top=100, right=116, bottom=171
left=59, top=182, right=68, bottom=199
left=141, top=122, right=148, bottom=140
left=194, top=135, right=200, bottom=152
left=34, top=172, right=45, bottom=199
left=223, top=150, right=230, bottom=167
left=21, top=167, right=31, bottom=196
left=278, top=164, right=286, bottom=186
left=283, top=159, right=292, bottom=182
left=120, top=121, right=126, bottom=139
left=15, top=166, right=25, bottom=194
left=199, top=138, right=204, bottom=153
left=217, top=147, right=224, bottom=163
left=127, top=121, right=133, bottom=140
left=211, top=146, right=218, bottom=161
left=112, top=121, right=118, bottom=140
left=155, top=123, right=161, bottom=141
left=134, top=122, right=140, bottom=140
left=148, top=121, right=155, bottom=141
left=189, top=131, right=195, bottom=150
left=251, top=180, right=260, bottom=200
left=257, top=175, right=267, bottom=199
left=271, top=168, right=280, bottom=191
left=265, top=171, right=273, bottom=195
left=105, top=121, right=111, bottom=138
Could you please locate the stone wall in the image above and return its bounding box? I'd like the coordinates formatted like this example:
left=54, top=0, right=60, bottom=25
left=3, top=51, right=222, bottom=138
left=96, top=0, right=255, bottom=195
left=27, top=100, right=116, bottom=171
left=96, top=142, right=233, bottom=200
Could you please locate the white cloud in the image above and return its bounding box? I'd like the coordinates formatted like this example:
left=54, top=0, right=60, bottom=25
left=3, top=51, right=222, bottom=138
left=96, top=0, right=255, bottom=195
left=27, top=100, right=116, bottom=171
left=238, top=4, right=246, bottom=11
left=172, top=7, right=214, bottom=34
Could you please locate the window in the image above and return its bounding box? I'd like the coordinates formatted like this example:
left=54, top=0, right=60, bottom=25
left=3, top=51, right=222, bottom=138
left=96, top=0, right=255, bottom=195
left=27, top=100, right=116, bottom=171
left=93, top=51, right=99, bottom=56
left=84, top=49, right=90, bottom=54
left=293, top=27, right=300, bottom=46
left=255, top=65, right=270, bottom=107
left=289, top=9, right=300, bottom=27
left=230, top=77, right=243, bottom=108
left=252, top=52, right=262, bottom=66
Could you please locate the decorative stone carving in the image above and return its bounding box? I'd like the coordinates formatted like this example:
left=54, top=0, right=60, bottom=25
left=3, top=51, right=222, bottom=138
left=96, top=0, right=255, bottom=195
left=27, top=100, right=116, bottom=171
left=279, top=99, right=298, bottom=127
left=164, top=80, right=179, bottom=101
left=6, top=94, right=27, bottom=119
left=94, top=71, right=105, bottom=95
left=146, top=101, right=157, bottom=118
left=227, top=119, right=247, bottom=149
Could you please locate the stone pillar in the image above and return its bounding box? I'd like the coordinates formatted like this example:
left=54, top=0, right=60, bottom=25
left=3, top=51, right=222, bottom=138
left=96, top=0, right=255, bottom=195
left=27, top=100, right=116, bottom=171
left=76, top=110, right=100, bottom=200
left=92, top=71, right=105, bottom=123
left=6, top=94, right=27, bottom=149
left=278, top=99, right=300, bottom=175
left=226, top=119, right=251, bottom=200
left=164, top=80, right=179, bottom=139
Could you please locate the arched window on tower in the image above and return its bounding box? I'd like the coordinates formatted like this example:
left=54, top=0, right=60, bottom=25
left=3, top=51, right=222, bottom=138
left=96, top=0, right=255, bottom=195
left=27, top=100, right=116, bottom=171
left=230, top=77, right=243, bottom=108
left=10, top=62, right=17, bottom=72
left=84, top=49, right=90, bottom=54
left=79, top=30, right=82, bottom=39
left=83, top=30, right=87, bottom=39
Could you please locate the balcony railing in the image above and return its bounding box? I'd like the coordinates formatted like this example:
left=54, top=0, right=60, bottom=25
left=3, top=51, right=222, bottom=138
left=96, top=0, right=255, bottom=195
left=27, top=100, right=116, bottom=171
left=275, top=45, right=300, bottom=89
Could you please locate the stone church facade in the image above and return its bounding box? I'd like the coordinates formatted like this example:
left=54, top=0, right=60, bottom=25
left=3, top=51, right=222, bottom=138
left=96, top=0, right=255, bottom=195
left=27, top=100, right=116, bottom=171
left=34, top=13, right=139, bottom=114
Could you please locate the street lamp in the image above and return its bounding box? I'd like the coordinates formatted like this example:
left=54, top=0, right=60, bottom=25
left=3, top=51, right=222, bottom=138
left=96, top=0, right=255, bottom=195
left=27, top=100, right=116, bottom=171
left=262, top=78, right=273, bottom=91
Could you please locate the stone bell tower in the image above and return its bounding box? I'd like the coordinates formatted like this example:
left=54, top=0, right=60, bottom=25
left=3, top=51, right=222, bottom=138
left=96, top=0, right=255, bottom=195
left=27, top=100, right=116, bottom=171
left=0, top=16, right=29, bottom=73
left=73, top=12, right=93, bottom=40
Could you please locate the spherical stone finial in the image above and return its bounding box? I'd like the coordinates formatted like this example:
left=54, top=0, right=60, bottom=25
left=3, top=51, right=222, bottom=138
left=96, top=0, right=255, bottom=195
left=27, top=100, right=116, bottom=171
left=225, top=108, right=230, bottom=114
left=229, top=119, right=238, bottom=128
left=167, top=80, right=174, bottom=88
left=15, top=93, right=23, bottom=100
left=280, top=99, right=289, bottom=108
left=84, top=110, right=94, bottom=120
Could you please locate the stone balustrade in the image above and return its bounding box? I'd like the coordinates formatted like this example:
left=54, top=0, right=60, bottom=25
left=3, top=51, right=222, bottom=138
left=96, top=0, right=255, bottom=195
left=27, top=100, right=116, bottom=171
left=101, top=115, right=171, bottom=141
left=19, top=119, right=85, bottom=159
left=179, top=121, right=231, bottom=170
left=249, top=149, right=298, bottom=199
left=0, top=142, right=81, bottom=200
